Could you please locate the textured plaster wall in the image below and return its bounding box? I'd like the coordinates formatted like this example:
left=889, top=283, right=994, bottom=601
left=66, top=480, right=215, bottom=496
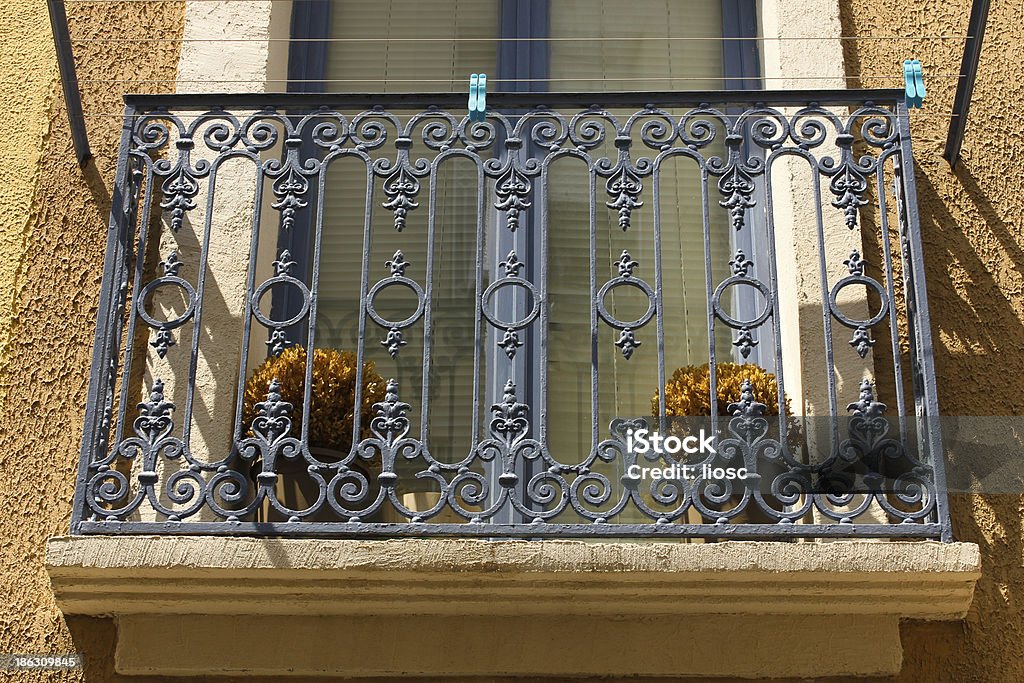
left=0, top=0, right=1017, bottom=680
left=0, top=1, right=58, bottom=408
left=839, top=1, right=1024, bottom=681
left=0, top=1, right=186, bottom=681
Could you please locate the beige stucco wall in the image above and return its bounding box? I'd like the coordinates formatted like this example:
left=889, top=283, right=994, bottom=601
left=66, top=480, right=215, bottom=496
left=0, top=0, right=188, bottom=680
left=0, top=0, right=58, bottom=414
left=1, top=0, right=1021, bottom=681
left=839, top=1, right=1024, bottom=681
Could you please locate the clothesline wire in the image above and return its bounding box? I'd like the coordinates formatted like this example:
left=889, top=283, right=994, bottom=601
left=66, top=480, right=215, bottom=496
left=69, top=74, right=967, bottom=83
left=68, top=35, right=974, bottom=43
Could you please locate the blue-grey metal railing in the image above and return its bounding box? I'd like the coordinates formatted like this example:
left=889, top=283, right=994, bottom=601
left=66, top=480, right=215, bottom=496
left=72, top=90, right=952, bottom=541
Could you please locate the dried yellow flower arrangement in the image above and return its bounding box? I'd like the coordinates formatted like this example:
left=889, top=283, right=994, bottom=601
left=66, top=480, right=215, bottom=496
left=653, top=362, right=790, bottom=417
left=242, top=347, right=386, bottom=451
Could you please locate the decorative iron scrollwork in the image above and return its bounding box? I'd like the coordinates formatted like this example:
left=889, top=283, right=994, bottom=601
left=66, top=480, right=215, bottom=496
left=490, top=379, right=529, bottom=447
left=494, top=166, right=532, bottom=232
left=134, top=379, right=175, bottom=444
left=605, top=167, right=643, bottom=230
left=271, top=167, right=309, bottom=231
left=371, top=378, right=411, bottom=443
left=77, top=97, right=942, bottom=538
left=718, top=166, right=757, bottom=230
left=160, top=167, right=199, bottom=232
left=382, top=167, right=420, bottom=231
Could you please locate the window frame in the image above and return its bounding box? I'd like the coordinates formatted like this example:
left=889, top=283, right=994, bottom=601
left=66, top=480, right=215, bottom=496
left=279, top=0, right=765, bottom=520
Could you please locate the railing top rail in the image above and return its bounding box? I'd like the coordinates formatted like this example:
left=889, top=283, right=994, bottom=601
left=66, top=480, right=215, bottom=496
left=122, top=88, right=904, bottom=110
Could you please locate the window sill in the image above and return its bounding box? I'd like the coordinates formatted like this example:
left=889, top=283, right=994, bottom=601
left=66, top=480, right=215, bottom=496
left=46, top=535, right=979, bottom=678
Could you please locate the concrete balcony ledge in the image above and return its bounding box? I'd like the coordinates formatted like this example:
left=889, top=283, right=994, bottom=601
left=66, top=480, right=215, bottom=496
left=46, top=535, right=980, bottom=678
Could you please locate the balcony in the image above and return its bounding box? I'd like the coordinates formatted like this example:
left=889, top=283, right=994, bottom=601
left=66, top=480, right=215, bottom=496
left=67, top=89, right=953, bottom=540
left=44, top=89, right=983, bottom=678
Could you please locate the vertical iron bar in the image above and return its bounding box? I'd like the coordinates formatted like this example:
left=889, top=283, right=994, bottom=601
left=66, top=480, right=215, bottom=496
left=875, top=151, right=909, bottom=445
left=651, top=157, right=666, bottom=425
left=46, top=0, right=90, bottom=165
left=71, top=103, right=135, bottom=531
left=762, top=154, right=794, bottom=448
left=114, top=155, right=153, bottom=449
left=232, top=149, right=268, bottom=443
left=897, top=102, right=953, bottom=541
left=588, top=162, right=599, bottom=450
left=943, top=0, right=990, bottom=168
left=700, top=159, right=719, bottom=423
left=810, top=163, right=841, bottom=447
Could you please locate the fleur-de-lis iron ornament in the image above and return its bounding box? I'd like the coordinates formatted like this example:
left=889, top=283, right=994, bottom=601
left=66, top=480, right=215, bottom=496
left=850, top=326, right=876, bottom=358
left=729, top=249, right=753, bottom=277
left=271, top=167, right=309, bottom=231
left=371, top=378, right=411, bottom=442
left=382, top=167, right=420, bottom=231
left=728, top=379, right=767, bottom=418
left=494, top=166, right=532, bottom=232
left=718, top=166, right=757, bottom=230
left=160, top=166, right=199, bottom=232
left=150, top=329, right=176, bottom=359
left=726, top=378, right=768, bottom=442
left=273, top=249, right=296, bottom=277
left=499, top=249, right=523, bottom=277
left=266, top=328, right=290, bottom=357
left=847, top=378, right=887, bottom=418
left=844, top=249, right=865, bottom=276
left=615, top=250, right=639, bottom=278
left=733, top=327, right=758, bottom=359
left=251, top=378, right=293, bottom=445
left=498, top=328, right=523, bottom=359
left=134, top=379, right=175, bottom=444
left=160, top=251, right=183, bottom=277
left=490, top=379, right=530, bottom=445
left=382, top=327, right=407, bottom=358
left=606, top=167, right=643, bottom=230
left=614, top=328, right=641, bottom=359
left=830, top=165, right=869, bottom=230
left=386, top=250, right=410, bottom=276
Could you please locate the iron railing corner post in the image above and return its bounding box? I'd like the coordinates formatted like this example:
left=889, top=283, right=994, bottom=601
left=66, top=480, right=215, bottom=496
left=895, top=101, right=954, bottom=542
left=70, top=102, right=137, bottom=533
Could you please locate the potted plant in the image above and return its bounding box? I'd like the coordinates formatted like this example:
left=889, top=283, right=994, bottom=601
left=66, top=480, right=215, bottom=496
left=652, top=362, right=798, bottom=527
left=653, top=361, right=791, bottom=418
left=242, top=346, right=385, bottom=520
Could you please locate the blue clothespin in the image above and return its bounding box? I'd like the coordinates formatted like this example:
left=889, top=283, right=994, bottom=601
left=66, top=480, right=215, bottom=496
left=903, top=59, right=925, bottom=109
left=469, top=74, right=479, bottom=121
left=469, top=73, right=487, bottom=122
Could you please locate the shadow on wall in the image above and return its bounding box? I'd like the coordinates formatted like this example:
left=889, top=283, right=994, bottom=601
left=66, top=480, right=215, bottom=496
left=915, top=165, right=1024, bottom=417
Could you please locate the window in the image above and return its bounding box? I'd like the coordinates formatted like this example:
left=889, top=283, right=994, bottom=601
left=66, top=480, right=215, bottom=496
left=268, top=0, right=762, bottom=518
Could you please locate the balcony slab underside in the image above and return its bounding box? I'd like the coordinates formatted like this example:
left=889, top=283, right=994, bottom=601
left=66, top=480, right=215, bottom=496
left=47, top=536, right=979, bottom=678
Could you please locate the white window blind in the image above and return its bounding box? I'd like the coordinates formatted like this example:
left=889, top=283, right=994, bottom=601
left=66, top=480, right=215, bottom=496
left=315, top=0, right=732, bottom=466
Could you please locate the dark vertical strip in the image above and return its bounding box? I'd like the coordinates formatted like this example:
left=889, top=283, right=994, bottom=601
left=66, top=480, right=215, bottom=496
left=722, top=0, right=770, bottom=367
left=495, top=0, right=549, bottom=520
left=287, top=0, right=332, bottom=94
left=943, top=0, right=990, bottom=168
left=274, top=1, right=333, bottom=342
left=499, top=0, right=549, bottom=92
left=721, top=0, right=763, bottom=91
left=47, top=0, right=91, bottom=165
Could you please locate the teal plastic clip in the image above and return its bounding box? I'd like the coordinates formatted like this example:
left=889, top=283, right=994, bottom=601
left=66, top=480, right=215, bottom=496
left=468, top=74, right=479, bottom=121
left=903, top=59, right=925, bottom=109
left=469, top=73, right=487, bottom=122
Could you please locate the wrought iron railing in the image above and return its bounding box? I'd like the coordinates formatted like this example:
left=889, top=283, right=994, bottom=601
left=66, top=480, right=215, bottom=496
left=72, top=90, right=951, bottom=540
